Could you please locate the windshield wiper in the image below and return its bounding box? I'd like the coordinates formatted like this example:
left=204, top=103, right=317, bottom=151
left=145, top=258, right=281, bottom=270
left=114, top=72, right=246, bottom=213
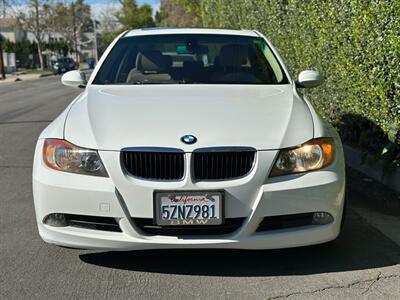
left=177, top=79, right=204, bottom=84
left=129, top=80, right=196, bottom=85
left=130, top=81, right=172, bottom=85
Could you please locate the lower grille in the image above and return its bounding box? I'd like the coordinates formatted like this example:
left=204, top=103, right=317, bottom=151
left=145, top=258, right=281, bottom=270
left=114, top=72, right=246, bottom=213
left=121, top=150, right=184, bottom=180
left=133, top=218, right=245, bottom=236
left=65, top=214, right=122, bottom=232
left=256, top=213, right=314, bottom=232
left=193, top=149, right=256, bottom=180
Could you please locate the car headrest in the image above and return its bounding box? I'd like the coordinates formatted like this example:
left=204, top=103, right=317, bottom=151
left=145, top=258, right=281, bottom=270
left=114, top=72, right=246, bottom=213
left=214, top=55, right=220, bottom=66
left=219, top=45, right=248, bottom=68
left=136, top=50, right=172, bottom=73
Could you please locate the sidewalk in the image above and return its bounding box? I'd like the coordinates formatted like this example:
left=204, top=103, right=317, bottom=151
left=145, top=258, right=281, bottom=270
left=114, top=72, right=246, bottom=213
left=347, top=167, right=400, bottom=246
left=0, top=71, right=55, bottom=84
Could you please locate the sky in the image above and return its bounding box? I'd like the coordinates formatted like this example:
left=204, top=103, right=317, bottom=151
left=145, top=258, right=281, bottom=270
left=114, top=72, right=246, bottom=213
left=7, top=0, right=161, bottom=21
left=85, top=0, right=159, bottom=5
left=87, top=0, right=160, bottom=19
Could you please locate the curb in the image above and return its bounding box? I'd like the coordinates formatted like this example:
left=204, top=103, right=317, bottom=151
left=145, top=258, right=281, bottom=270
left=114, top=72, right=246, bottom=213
left=352, top=207, right=400, bottom=247
left=344, top=145, right=400, bottom=193
left=0, top=73, right=54, bottom=83
left=39, top=73, right=54, bottom=78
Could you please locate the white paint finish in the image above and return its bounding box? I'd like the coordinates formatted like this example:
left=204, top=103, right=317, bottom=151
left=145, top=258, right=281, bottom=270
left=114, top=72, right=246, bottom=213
left=297, top=70, right=324, bottom=88
left=97, top=150, right=274, bottom=219
left=38, top=94, right=82, bottom=140
left=32, top=140, right=124, bottom=221
left=37, top=221, right=340, bottom=250
left=32, top=29, right=346, bottom=250
left=32, top=139, right=345, bottom=250
left=64, top=84, right=314, bottom=151
left=61, top=70, right=87, bottom=88
left=124, top=28, right=259, bottom=38
left=99, top=203, right=110, bottom=212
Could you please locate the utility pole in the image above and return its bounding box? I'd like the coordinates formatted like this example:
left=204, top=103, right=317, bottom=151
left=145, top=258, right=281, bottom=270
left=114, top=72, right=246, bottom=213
left=0, top=35, right=6, bottom=80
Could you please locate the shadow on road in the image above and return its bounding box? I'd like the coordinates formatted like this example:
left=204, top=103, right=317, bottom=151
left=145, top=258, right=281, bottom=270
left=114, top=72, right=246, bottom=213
left=79, top=211, right=400, bottom=276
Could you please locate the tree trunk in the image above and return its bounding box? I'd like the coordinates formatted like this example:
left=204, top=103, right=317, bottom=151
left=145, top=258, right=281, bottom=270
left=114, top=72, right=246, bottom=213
left=34, top=0, right=44, bottom=70
left=72, top=3, right=79, bottom=64
left=37, top=42, right=44, bottom=71
left=0, top=41, right=6, bottom=80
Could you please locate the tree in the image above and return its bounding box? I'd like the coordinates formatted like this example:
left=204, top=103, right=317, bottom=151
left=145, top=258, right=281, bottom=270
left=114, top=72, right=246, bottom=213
left=18, top=0, right=50, bottom=70
left=115, top=0, right=155, bottom=30
left=174, top=0, right=203, bottom=26
left=1, top=0, right=20, bottom=18
left=97, top=0, right=156, bottom=51
left=50, top=0, right=92, bottom=63
left=98, top=9, right=121, bottom=51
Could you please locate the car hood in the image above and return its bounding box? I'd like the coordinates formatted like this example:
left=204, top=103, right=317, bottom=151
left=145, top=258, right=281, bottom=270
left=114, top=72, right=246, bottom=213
left=64, top=84, right=314, bottom=151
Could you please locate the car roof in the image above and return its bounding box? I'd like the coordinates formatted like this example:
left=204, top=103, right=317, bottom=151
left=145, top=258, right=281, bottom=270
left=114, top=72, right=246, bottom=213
left=123, top=28, right=259, bottom=38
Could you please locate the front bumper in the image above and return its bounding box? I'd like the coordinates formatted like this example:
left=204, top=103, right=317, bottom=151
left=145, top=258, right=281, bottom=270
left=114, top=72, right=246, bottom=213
left=33, top=139, right=346, bottom=250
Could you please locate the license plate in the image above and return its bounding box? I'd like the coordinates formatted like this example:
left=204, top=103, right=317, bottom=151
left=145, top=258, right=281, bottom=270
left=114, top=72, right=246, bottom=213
left=155, top=191, right=223, bottom=226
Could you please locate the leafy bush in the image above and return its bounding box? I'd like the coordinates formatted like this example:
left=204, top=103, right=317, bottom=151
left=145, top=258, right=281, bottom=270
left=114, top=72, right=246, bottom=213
left=202, top=0, right=400, bottom=161
left=1, top=38, right=70, bottom=56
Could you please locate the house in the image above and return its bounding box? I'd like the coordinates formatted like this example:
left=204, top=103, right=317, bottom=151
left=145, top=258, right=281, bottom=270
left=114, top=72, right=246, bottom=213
left=0, top=18, right=25, bottom=72
left=0, top=18, right=26, bottom=42
left=1, top=17, right=97, bottom=69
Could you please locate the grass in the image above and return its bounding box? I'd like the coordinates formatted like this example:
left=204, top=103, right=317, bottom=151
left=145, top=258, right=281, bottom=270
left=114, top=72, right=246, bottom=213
left=23, top=68, right=50, bottom=74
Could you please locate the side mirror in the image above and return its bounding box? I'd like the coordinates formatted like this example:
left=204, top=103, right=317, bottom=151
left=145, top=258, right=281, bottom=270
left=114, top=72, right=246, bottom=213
left=296, top=70, right=324, bottom=88
left=61, top=70, right=87, bottom=88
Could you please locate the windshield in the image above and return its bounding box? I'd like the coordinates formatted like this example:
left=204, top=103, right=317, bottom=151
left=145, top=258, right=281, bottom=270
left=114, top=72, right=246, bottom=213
left=93, top=34, right=289, bottom=85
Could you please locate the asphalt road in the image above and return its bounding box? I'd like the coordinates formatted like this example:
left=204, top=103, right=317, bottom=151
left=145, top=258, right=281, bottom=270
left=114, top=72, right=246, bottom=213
left=0, top=76, right=399, bottom=299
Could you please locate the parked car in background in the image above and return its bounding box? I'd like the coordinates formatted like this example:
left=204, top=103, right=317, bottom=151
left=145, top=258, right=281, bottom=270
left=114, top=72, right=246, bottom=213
left=33, top=28, right=346, bottom=251
left=52, top=57, right=76, bottom=74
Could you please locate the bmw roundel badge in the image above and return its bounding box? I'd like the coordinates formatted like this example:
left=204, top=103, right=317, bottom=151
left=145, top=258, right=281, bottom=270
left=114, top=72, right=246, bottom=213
left=181, top=135, right=197, bottom=144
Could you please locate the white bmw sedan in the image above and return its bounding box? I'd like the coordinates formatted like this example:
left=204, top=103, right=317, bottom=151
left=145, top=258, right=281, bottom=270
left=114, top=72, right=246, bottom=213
left=33, top=28, right=345, bottom=250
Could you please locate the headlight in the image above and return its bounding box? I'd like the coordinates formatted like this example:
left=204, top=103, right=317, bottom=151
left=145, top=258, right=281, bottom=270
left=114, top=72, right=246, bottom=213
left=270, top=138, right=335, bottom=177
left=43, top=139, right=108, bottom=177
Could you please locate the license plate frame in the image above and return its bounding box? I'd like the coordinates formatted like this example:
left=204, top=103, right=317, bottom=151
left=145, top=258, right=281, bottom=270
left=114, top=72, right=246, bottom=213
left=154, top=190, right=224, bottom=226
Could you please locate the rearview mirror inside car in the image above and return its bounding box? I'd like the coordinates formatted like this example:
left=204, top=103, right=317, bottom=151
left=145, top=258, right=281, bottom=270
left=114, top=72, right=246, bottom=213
left=176, top=44, right=208, bottom=54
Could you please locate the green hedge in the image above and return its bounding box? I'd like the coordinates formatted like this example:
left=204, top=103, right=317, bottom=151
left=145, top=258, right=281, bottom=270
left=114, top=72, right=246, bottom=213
left=1, top=38, right=70, bottom=56
left=202, top=0, right=400, bottom=150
